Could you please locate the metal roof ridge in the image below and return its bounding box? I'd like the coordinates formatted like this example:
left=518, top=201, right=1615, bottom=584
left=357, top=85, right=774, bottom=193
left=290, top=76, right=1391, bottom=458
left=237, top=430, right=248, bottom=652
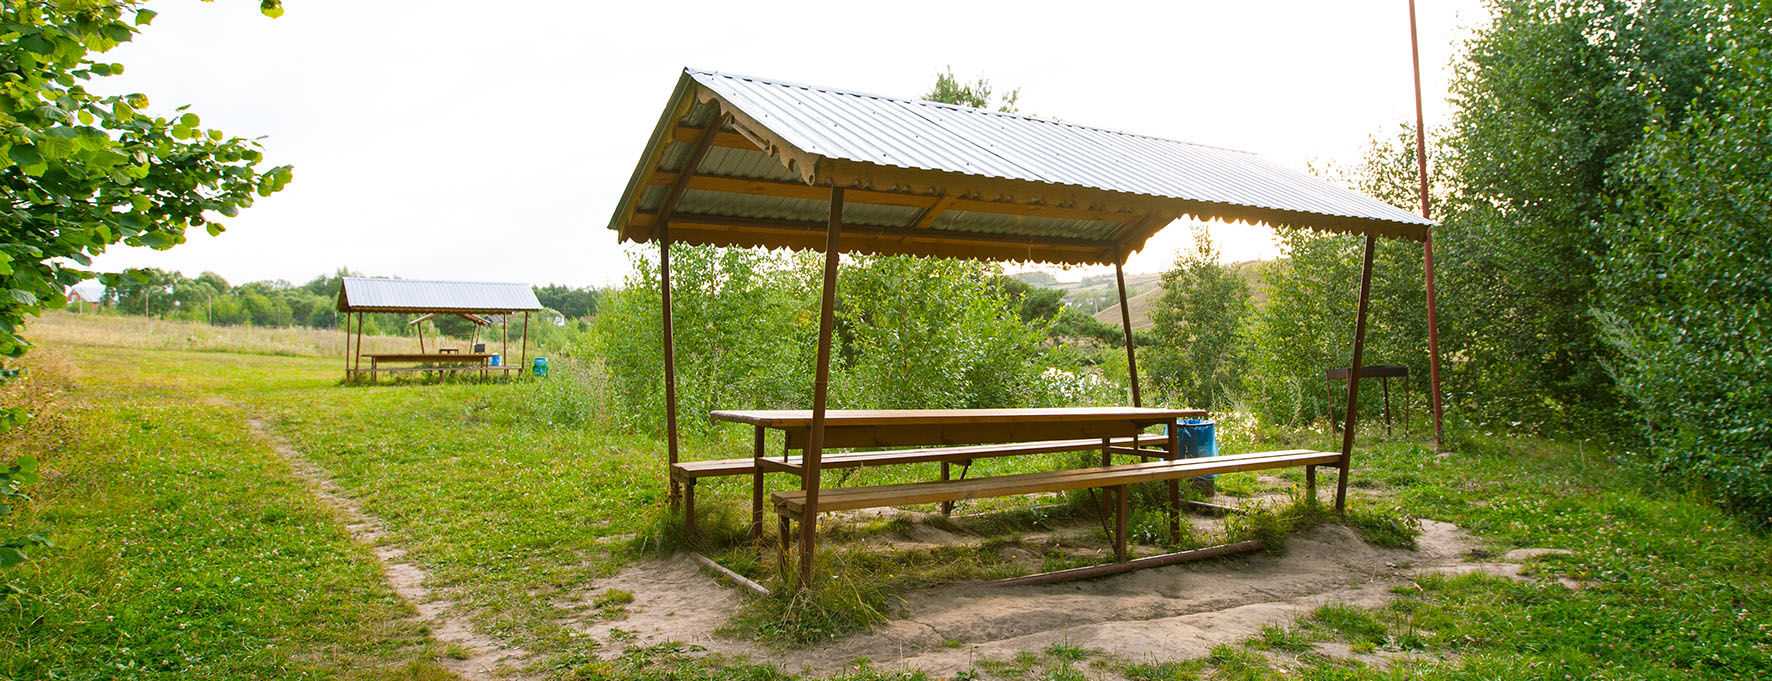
left=685, top=67, right=1262, bottom=157
left=341, top=276, right=536, bottom=286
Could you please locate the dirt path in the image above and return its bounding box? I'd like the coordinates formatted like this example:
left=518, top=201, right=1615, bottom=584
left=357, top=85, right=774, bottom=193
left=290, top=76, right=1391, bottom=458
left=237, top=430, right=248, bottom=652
left=575, top=517, right=1515, bottom=677
left=246, top=417, right=530, bottom=680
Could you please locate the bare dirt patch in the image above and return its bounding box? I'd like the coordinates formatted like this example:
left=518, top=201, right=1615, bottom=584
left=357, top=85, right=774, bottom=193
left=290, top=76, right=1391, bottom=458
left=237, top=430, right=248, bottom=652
left=246, top=418, right=530, bottom=680
left=570, top=514, right=1503, bottom=677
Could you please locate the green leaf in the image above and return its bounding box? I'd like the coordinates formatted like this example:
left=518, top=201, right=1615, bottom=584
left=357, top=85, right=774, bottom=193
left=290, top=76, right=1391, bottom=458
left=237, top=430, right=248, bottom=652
left=7, top=145, right=44, bottom=170
left=206, top=223, right=226, bottom=237
left=261, top=1, right=285, bottom=18
left=16, top=457, right=36, bottom=474
left=0, top=547, right=25, bottom=567
left=136, top=8, right=158, bottom=25
left=10, top=290, right=39, bottom=307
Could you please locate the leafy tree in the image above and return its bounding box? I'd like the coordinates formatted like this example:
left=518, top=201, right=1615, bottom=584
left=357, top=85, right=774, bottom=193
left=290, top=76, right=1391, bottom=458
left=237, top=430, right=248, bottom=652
left=834, top=256, right=1049, bottom=410
left=1596, top=3, right=1772, bottom=521
left=1144, top=230, right=1250, bottom=411
left=924, top=67, right=1020, bottom=113
left=1241, top=129, right=1436, bottom=426
left=533, top=283, right=601, bottom=319
left=0, top=0, right=289, bottom=569
left=1438, top=0, right=1724, bottom=430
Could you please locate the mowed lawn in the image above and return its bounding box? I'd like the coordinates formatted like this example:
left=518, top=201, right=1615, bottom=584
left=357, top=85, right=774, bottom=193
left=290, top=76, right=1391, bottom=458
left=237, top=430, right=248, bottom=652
left=4, top=321, right=1772, bottom=680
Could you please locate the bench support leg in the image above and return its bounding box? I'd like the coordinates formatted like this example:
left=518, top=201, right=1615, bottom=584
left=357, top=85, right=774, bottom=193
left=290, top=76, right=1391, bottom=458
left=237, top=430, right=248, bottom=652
left=1114, top=484, right=1129, bottom=562
left=777, top=514, right=792, bottom=581
left=1305, top=464, right=1317, bottom=503
left=940, top=462, right=953, bottom=516
left=684, top=479, right=696, bottom=539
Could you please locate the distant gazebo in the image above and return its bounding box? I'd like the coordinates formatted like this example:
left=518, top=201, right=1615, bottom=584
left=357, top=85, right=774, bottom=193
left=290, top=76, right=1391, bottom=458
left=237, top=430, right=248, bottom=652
left=336, top=277, right=543, bottom=383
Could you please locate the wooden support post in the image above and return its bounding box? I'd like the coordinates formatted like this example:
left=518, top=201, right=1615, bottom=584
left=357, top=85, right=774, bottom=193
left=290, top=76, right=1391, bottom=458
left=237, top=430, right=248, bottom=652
left=798, top=186, right=844, bottom=588
left=342, top=311, right=352, bottom=382
left=1410, top=0, right=1446, bottom=447
left=662, top=236, right=681, bottom=510
left=1305, top=464, right=1317, bottom=503
left=1114, top=258, right=1142, bottom=407
left=1337, top=235, right=1378, bottom=513
left=750, top=426, right=765, bottom=542
left=777, top=515, right=791, bottom=576
left=416, top=319, right=425, bottom=354
left=519, top=311, right=529, bottom=378
left=354, top=313, right=364, bottom=377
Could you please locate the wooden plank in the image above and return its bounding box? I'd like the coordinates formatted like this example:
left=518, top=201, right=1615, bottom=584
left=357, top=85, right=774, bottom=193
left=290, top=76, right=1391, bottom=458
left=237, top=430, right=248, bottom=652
left=689, top=552, right=770, bottom=596
left=987, top=540, right=1264, bottom=587
left=644, top=172, right=1142, bottom=224
left=626, top=218, right=1117, bottom=266
left=674, top=434, right=1171, bottom=480
left=789, top=420, right=1159, bottom=450
left=712, top=407, right=1203, bottom=428
left=773, top=450, right=1337, bottom=514
left=657, top=118, right=726, bottom=233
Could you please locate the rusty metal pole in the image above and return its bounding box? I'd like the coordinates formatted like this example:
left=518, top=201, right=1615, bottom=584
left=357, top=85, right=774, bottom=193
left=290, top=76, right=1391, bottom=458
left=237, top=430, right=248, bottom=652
left=799, top=187, right=844, bottom=588
left=661, top=232, right=682, bottom=510
left=1410, top=0, right=1446, bottom=446
left=342, top=310, right=351, bottom=382
left=1114, top=258, right=1142, bottom=408
left=1337, top=236, right=1378, bottom=513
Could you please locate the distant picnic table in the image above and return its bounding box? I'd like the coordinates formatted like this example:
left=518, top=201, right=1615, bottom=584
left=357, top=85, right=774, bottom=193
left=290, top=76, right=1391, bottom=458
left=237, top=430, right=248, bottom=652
left=357, top=352, right=518, bottom=383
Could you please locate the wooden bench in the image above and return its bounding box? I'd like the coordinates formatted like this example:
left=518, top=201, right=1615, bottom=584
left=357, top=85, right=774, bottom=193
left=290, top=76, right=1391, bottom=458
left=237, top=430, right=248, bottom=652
left=674, top=434, right=1172, bottom=532
left=770, top=449, right=1341, bottom=561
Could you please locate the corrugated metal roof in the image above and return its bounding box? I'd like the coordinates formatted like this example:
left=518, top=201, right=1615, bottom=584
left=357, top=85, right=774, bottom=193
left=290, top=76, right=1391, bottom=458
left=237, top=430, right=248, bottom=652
left=607, top=68, right=1435, bottom=266
left=336, top=278, right=543, bottom=313
left=686, top=69, right=1432, bottom=232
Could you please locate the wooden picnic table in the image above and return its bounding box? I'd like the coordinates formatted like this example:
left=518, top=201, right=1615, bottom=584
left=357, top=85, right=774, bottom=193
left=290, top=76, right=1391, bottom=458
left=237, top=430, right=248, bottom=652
left=353, top=353, right=518, bottom=384
left=712, top=406, right=1206, bottom=550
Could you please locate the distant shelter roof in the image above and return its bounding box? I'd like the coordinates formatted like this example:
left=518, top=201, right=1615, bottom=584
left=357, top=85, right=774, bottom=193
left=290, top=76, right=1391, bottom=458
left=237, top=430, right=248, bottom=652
left=335, top=278, right=543, bottom=315
left=609, top=68, right=1435, bottom=266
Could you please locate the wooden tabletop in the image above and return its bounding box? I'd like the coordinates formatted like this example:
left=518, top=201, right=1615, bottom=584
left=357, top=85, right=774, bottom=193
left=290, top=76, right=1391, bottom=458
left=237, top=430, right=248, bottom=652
left=361, top=353, right=495, bottom=363
left=710, top=407, right=1204, bottom=428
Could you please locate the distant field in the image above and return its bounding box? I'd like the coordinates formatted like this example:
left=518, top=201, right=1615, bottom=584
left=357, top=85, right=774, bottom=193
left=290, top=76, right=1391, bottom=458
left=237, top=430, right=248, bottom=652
left=26, top=311, right=423, bottom=358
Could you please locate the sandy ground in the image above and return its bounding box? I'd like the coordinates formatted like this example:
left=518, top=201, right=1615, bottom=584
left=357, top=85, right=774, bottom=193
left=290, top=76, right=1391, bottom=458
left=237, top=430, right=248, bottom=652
left=569, top=509, right=1552, bottom=678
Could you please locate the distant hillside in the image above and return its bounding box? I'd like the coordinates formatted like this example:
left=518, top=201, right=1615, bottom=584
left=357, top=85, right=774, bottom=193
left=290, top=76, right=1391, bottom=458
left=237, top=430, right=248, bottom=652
left=1091, top=259, right=1276, bottom=331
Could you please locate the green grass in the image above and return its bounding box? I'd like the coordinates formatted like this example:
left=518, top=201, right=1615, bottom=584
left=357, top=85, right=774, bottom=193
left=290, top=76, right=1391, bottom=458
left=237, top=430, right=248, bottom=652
left=0, top=348, right=454, bottom=679
left=5, top=318, right=1770, bottom=680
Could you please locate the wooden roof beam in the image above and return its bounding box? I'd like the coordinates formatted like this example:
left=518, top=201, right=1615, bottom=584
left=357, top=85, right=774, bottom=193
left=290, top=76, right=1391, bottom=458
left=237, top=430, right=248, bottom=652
left=645, top=171, right=1141, bottom=224
left=910, top=194, right=956, bottom=229
left=655, top=116, right=728, bottom=236
left=670, top=124, right=767, bottom=151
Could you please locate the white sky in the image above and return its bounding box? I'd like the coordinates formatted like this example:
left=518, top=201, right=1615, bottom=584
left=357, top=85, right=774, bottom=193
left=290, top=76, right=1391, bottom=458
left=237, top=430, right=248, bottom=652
left=85, top=0, right=1487, bottom=289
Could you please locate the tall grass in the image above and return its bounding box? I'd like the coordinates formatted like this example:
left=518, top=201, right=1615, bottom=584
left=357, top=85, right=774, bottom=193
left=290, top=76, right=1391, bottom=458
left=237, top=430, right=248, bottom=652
left=24, top=311, right=422, bottom=358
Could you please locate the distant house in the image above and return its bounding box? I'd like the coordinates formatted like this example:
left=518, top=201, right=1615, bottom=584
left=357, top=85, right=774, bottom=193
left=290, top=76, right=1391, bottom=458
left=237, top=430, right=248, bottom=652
left=65, top=288, right=93, bottom=313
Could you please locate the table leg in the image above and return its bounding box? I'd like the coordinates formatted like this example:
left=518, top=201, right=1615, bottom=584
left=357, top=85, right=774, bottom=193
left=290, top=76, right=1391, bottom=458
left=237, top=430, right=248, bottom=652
left=1166, top=422, right=1181, bottom=544
left=750, top=426, right=765, bottom=542
left=1382, top=376, right=1393, bottom=437
left=1306, top=464, right=1317, bottom=504
left=777, top=514, right=792, bottom=579
left=1115, top=484, right=1129, bottom=562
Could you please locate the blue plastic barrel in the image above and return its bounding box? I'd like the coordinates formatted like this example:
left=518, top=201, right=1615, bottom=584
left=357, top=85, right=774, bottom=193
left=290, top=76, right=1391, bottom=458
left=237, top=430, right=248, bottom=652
left=489, top=355, right=502, bottom=367
left=1172, top=418, right=1219, bottom=481
left=532, top=357, right=548, bottom=377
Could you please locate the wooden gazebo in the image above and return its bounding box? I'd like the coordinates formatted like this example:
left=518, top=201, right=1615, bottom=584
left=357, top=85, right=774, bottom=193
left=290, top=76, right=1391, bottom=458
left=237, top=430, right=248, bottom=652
left=336, top=277, right=543, bottom=383
left=609, top=69, right=1437, bottom=587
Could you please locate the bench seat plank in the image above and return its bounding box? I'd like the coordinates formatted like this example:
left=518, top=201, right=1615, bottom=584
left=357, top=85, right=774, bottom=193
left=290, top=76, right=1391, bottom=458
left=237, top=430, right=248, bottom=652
left=670, top=434, right=1170, bottom=482
left=772, top=449, right=1339, bottom=517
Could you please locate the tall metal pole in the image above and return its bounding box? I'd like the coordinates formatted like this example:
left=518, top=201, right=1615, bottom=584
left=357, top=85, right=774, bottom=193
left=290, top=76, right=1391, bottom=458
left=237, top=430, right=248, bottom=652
left=1114, top=258, right=1142, bottom=408
left=1410, top=0, right=1446, bottom=446
left=1337, top=236, right=1378, bottom=513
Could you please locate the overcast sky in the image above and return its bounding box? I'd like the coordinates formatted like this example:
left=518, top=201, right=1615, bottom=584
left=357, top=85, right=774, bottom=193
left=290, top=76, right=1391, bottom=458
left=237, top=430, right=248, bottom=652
left=85, top=0, right=1488, bottom=290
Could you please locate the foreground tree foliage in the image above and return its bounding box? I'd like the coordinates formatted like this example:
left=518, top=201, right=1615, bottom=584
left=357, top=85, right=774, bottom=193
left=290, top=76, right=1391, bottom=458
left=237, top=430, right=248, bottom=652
left=1438, top=0, right=1724, bottom=430
left=1596, top=3, right=1772, bottom=520
left=1, top=0, right=291, bottom=427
